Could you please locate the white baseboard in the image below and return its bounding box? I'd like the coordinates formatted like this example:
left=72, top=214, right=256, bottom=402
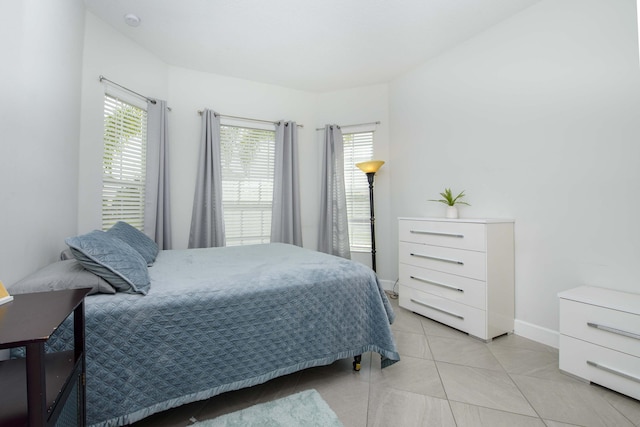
left=514, top=319, right=559, bottom=349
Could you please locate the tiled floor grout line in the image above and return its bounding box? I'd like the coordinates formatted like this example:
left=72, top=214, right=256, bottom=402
left=592, top=384, right=639, bottom=427
left=485, top=338, right=548, bottom=425
left=363, top=353, right=371, bottom=427
left=420, top=315, right=578, bottom=426
left=423, top=329, right=459, bottom=427
left=502, top=361, right=546, bottom=424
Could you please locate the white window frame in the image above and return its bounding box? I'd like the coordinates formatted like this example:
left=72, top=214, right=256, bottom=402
left=342, top=125, right=376, bottom=252
left=220, top=120, right=276, bottom=246
left=101, top=89, right=148, bottom=231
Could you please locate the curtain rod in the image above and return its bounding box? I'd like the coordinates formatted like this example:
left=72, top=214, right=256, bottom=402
left=197, top=110, right=304, bottom=128
left=99, top=75, right=172, bottom=112
left=99, top=75, right=157, bottom=104
left=315, top=121, right=381, bottom=131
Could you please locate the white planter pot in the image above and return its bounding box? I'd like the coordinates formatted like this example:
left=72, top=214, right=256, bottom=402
left=446, top=206, right=458, bottom=219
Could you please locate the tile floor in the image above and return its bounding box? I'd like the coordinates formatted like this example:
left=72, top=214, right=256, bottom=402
left=132, top=297, right=640, bottom=426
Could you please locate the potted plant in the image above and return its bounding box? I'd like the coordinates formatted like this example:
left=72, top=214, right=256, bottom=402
left=430, top=188, right=470, bottom=219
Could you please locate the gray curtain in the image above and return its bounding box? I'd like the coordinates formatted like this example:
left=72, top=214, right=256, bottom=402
left=318, top=125, right=351, bottom=259
left=271, top=121, right=302, bottom=246
left=188, top=109, right=226, bottom=248
left=144, top=99, right=172, bottom=249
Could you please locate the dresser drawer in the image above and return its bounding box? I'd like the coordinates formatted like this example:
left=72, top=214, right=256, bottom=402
left=399, top=241, right=486, bottom=281
left=560, top=335, right=640, bottom=400
left=399, top=263, right=486, bottom=310
left=399, top=220, right=486, bottom=251
left=559, top=299, right=640, bottom=357
left=399, top=285, right=487, bottom=339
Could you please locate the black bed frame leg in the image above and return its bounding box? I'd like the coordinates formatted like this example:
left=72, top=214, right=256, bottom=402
left=353, top=355, right=362, bottom=371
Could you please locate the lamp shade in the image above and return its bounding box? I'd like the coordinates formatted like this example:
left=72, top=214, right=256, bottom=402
left=356, top=160, right=385, bottom=174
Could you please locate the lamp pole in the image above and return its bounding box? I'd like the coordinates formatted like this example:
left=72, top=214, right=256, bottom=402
left=355, top=160, right=384, bottom=273
left=365, top=172, right=377, bottom=272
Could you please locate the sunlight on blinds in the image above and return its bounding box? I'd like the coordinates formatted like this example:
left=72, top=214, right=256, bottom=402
left=102, top=94, right=147, bottom=231
left=343, top=131, right=374, bottom=251
left=220, top=125, right=275, bottom=246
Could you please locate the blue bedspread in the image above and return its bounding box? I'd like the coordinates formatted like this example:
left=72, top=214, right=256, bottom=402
left=47, top=243, right=399, bottom=426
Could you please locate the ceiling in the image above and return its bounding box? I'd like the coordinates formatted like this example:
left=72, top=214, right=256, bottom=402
left=84, top=0, right=541, bottom=93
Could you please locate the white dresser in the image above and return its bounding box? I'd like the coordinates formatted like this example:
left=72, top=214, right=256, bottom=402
left=398, top=218, right=515, bottom=341
left=559, top=286, right=640, bottom=400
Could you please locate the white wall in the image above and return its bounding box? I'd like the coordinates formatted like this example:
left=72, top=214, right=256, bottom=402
left=0, top=0, right=85, bottom=285
left=389, top=0, right=640, bottom=346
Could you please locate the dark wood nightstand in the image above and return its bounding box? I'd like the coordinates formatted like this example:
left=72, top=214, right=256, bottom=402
left=0, top=288, right=91, bottom=426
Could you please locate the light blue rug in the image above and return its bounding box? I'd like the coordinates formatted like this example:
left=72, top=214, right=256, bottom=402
left=192, top=389, right=344, bottom=427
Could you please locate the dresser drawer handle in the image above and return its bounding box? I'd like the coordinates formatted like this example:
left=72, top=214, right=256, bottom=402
left=587, top=322, right=640, bottom=341
left=410, top=275, right=464, bottom=292
left=410, top=298, right=464, bottom=320
left=410, top=253, right=464, bottom=265
left=410, top=230, right=464, bottom=238
left=586, top=360, right=640, bottom=384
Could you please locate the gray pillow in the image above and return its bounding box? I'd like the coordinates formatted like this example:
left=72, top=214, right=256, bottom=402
left=7, top=259, right=116, bottom=295
left=106, top=221, right=159, bottom=266
left=60, top=248, right=74, bottom=260
left=65, top=230, right=150, bottom=295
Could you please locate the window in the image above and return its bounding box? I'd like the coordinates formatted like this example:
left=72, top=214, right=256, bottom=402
left=343, top=130, right=374, bottom=252
left=220, top=124, right=276, bottom=246
left=102, top=94, right=148, bottom=231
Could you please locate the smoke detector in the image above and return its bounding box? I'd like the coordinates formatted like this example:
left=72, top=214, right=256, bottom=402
left=124, top=13, right=141, bottom=27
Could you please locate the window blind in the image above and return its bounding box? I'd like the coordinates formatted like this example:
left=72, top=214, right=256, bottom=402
left=343, top=131, right=374, bottom=251
left=220, top=125, right=275, bottom=246
left=102, top=94, right=148, bottom=231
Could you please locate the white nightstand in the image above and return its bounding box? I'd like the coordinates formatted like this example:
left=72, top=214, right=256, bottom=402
left=559, top=286, right=640, bottom=400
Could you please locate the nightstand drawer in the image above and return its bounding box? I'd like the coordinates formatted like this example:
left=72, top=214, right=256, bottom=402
left=559, top=299, right=640, bottom=357
left=560, top=335, right=640, bottom=400
left=399, top=285, right=487, bottom=339
left=399, top=263, right=486, bottom=310
left=399, top=220, right=486, bottom=251
left=399, top=241, right=486, bottom=281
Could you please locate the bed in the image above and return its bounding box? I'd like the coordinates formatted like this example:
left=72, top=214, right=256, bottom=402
left=10, top=236, right=399, bottom=426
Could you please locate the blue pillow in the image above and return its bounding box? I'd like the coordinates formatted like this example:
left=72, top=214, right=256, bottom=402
left=106, top=221, right=159, bottom=266
left=65, top=230, right=150, bottom=295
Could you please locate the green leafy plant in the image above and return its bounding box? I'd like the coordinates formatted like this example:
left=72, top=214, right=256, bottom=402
left=430, top=188, right=470, bottom=206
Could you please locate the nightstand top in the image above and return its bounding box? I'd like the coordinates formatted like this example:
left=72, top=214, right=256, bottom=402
left=0, top=288, right=91, bottom=349
left=558, top=286, right=640, bottom=316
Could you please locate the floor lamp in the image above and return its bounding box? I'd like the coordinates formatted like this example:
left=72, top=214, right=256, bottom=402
left=356, top=160, right=385, bottom=272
